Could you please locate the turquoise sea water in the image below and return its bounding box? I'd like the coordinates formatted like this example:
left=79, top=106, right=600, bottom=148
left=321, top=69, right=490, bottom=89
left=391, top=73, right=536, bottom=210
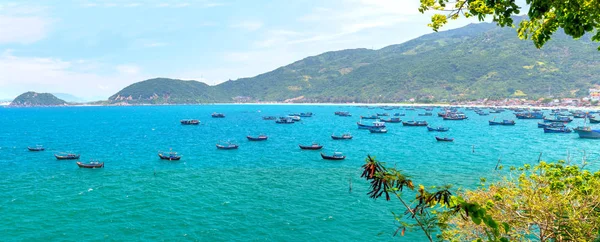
left=1, top=105, right=599, bottom=241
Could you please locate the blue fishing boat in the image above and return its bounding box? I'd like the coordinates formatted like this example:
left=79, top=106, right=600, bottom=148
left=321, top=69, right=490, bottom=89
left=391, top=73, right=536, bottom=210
left=262, top=116, right=277, bottom=120
left=357, top=121, right=386, bottom=129
left=211, top=112, right=225, bottom=118
left=427, top=126, right=449, bottom=132
left=543, top=127, right=572, bottom=133
left=489, top=119, right=515, bottom=126
left=368, top=127, right=388, bottom=133
left=380, top=117, right=401, bottom=123
left=574, top=126, right=600, bottom=139
left=376, top=113, right=389, bottom=117
left=544, top=116, right=573, bottom=123
left=418, top=112, right=433, bottom=116
left=393, top=113, right=405, bottom=117
left=538, top=122, right=566, bottom=128
left=590, top=117, right=600, bottom=123
left=299, top=112, right=313, bottom=117
left=402, top=121, right=428, bottom=126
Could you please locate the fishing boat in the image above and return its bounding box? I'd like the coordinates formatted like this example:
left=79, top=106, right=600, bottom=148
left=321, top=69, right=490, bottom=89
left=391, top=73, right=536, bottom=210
left=380, top=117, right=401, bottom=123
left=55, top=153, right=80, bottom=160
left=543, top=116, right=573, bottom=123
left=393, top=113, right=405, bottom=117
left=357, top=121, right=386, bottom=129
left=27, top=145, right=45, bottom=151
left=360, top=115, right=379, bottom=119
left=574, top=126, right=600, bottom=139
left=369, top=128, right=388, bottom=133
left=288, top=116, right=301, bottom=122
left=299, top=143, right=323, bottom=150
left=247, top=135, right=268, bottom=141
left=211, top=112, right=225, bottom=118
left=418, top=112, right=433, bottom=116
left=543, top=127, right=572, bottom=133
left=335, top=111, right=352, bottom=117
left=590, top=117, right=600, bottom=123
left=321, top=152, right=346, bottom=160
left=443, top=114, right=468, bottom=120
left=538, top=122, right=566, bottom=128
left=262, top=116, right=277, bottom=120
left=515, top=112, right=544, bottom=119
left=402, top=121, right=428, bottom=126
left=427, top=126, right=449, bottom=132
left=180, top=119, right=200, bottom=125
left=376, top=113, right=389, bottom=116
left=435, top=137, right=454, bottom=142
left=489, top=119, right=516, bottom=126
left=299, top=112, right=313, bottom=117
left=76, top=161, right=104, bottom=168
left=275, top=117, right=294, bottom=124
left=331, top=133, right=353, bottom=140
left=216, top=142, right=239, bottom=149
left=158, top=151, right=181, bottom=160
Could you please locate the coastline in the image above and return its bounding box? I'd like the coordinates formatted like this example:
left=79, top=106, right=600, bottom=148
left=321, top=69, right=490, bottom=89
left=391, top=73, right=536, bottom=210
left=2, top=101, right=599, bottom=111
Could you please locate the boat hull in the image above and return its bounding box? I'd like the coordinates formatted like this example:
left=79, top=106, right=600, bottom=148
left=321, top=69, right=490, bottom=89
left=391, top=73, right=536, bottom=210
left=77, top=162, right=104, bottom=168
left=575, top=129, right=600, bottom=139
left=247, top=136, right=268, bottom=141
left=320, top=153, right=345, bottom=160
left=299, top=145, right=323, bottom=150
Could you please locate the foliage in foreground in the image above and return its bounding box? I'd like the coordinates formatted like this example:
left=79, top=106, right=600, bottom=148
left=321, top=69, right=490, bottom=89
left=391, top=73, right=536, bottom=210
left=419, top=0, right=600, bottom=50
left=361, top=155, right=600, bottom=241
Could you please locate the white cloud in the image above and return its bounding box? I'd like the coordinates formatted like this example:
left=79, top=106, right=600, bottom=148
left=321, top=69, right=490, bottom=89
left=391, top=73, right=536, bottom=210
left=0, top=15, right=51, bottom=44
left=144, top=42, right=168, bottom=48
left=230, top=21, right=263, bottom=32
left=116, top=64, right=141, bottom=75
left=0, top=51, right=145, bottom=99
left=124, top=3, right=142, bottom=7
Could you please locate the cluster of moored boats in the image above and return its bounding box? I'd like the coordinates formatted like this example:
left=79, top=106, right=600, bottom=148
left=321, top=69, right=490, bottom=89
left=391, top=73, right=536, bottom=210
left=27, top=147, right=104, bottom=168
left=351, top=105, right=600, bottom=142
left=26, top=106, right=600, bottom=168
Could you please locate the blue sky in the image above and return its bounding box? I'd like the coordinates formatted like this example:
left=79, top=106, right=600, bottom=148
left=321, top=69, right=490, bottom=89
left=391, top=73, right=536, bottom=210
left=0, top=0, right=491, bottom=100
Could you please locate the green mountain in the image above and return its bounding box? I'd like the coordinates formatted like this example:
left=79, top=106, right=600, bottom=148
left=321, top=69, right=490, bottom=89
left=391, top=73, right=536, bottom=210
left=10, top=92, right=67, bottom=107
left=110, top=19, right=600, bottom=104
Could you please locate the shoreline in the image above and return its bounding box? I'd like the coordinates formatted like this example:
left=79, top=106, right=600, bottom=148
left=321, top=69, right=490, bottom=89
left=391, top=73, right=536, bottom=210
left=2, top=102, right=599, bottom=110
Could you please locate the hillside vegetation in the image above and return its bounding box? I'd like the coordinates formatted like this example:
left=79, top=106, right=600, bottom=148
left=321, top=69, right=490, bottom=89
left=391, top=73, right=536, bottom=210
left=10, top=92, right=67, bottom=106
left=110, top=19, right=600, bottom=104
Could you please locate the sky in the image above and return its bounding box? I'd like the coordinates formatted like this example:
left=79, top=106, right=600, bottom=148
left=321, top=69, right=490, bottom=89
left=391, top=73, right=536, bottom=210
left=0, top=0, right=492, bottom=100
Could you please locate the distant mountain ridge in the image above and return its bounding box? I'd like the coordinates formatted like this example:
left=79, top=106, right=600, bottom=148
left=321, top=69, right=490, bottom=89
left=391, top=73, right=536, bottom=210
left=10, top=92, right=67, bottom=107
left=110, top=19, right=600, bottom=104
left=52, top=93, right=87, bottom=103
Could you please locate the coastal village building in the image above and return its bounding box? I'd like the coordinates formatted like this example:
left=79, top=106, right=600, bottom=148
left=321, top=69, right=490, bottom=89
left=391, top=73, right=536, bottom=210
left=590, top=88, right=600, bottom=101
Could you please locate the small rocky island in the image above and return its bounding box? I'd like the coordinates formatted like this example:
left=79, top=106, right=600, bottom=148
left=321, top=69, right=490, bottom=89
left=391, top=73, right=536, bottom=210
left=9, top=92, right=67, bottom=107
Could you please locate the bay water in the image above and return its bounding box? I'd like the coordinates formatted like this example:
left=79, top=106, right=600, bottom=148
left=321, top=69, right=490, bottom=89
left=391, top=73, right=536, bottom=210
left=0, top=105, right=597, bottom=241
